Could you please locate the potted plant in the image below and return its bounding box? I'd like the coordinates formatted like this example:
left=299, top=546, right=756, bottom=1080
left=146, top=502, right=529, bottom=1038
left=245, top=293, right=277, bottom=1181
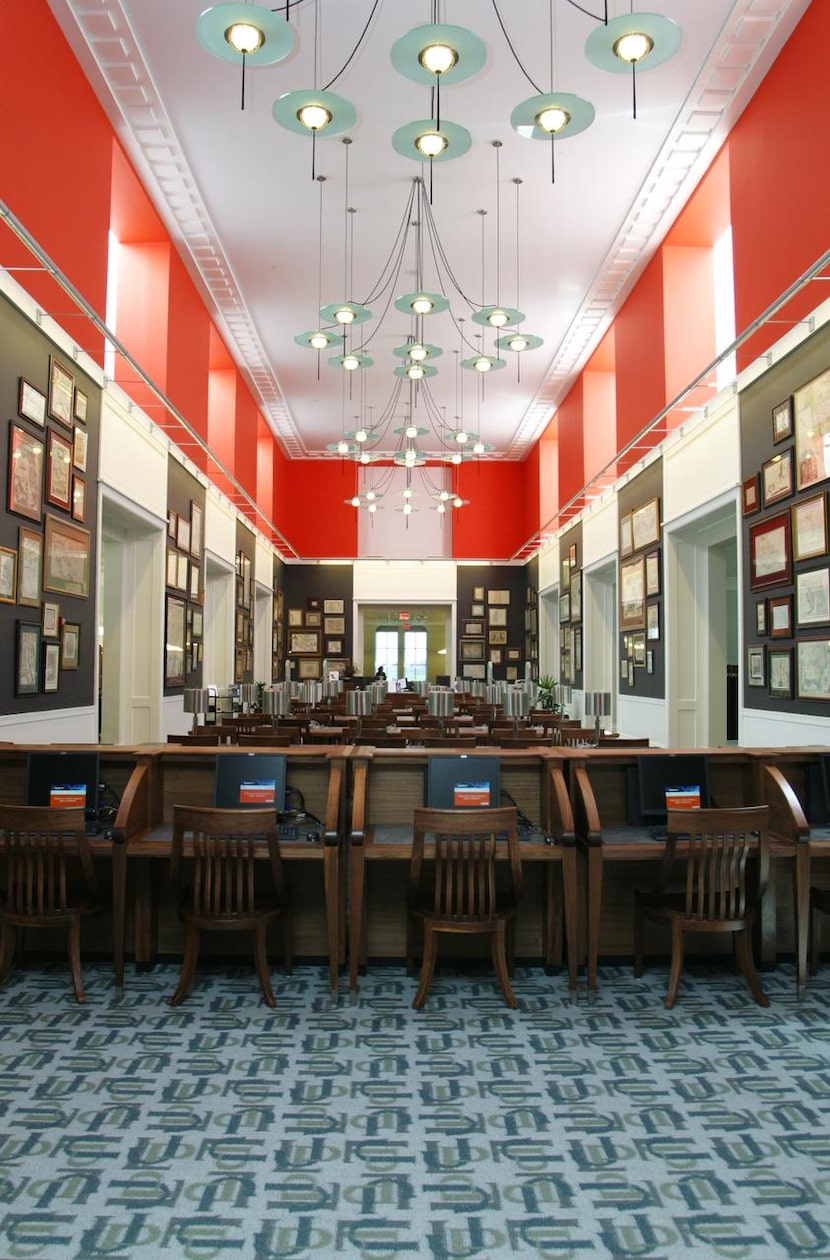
left=536, top=674, right=560, bottom=713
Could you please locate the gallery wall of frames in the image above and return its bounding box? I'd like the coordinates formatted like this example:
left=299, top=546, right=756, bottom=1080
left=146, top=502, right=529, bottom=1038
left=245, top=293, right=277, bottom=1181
left=617, top=459, right=665, bottom=699
left=164, top=459, right=206, bottom=693
left=0, top=295, right=98, bottom=715
left=740, top=326, right=830, bottom=715
left=456, top=566, right=529, bottom=682
left=557, top=523, right=583, bottom=692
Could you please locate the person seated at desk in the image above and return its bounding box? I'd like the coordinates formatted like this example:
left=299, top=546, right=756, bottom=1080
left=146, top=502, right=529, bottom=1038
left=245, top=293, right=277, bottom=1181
left=374, top=666, right=386, bottom=681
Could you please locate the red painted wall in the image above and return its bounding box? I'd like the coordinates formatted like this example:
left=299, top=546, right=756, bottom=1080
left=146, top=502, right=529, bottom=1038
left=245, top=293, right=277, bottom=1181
left=731, top=1, right=830, bottom=365
left=0, top=2, right=112, bottom=364
left=557, top=378, right=585, bottom=510
left=615, top=252, right=666, bottom=461
left=280, top=462, right=358, bottom=558
left=453, top=461, right=527, bottom=559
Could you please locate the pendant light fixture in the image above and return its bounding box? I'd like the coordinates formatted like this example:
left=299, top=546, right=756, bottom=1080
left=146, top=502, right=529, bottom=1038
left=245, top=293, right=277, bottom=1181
left=295, top=175, right=340, bottom=362
left=272, top=0, right=355, bottom=176
left=585, top=9, right=681, bottom=119
left=510, top=2, right=594, bottom=181
left=320, top=140, right=373, bottom=366
left=494, top=178, right=543, bottom=372
left=197, top=3, right=294, bottom=109
left=472, top=142, right=524, bottom=332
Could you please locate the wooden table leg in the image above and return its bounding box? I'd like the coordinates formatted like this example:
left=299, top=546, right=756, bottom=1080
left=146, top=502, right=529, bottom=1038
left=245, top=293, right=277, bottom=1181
left=349, top=842, right=365, bottom=992
left=587, top=845, right=603, bottom=992
left=561, top=847, right=579, bottom=992
left=796, top=840, right=811, bottom=994
left=323, top=843, right=339, bottom=993
left=112, top=839, right=126, bottom=987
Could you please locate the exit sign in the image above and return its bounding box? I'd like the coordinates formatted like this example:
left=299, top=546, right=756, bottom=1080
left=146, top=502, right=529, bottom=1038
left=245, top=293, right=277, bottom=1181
left=399, top=611, right=410, bottom=621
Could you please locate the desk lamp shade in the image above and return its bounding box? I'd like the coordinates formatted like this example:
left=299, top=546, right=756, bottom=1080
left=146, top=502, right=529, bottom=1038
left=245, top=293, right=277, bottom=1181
left=263, top=687, right=291, bottom=716
left=347, top=690, right=372, bottom=717
left=428, top=688, right=455, bottom=718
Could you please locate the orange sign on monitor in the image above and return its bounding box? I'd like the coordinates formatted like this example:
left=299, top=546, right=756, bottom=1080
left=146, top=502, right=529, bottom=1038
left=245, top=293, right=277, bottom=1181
left=239, top=780, right=276, bottom=806
left=49, top=785, right=86, bottom=808
left=665, top=786, right=701, bottom=810
left=453, top=781, right=491, bottom=808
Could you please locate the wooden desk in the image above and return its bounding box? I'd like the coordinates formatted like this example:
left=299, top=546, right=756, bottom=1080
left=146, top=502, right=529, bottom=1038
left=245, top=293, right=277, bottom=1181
left=568, top=746, right=792, bottom=991
left=347, top=747, right=579, bottom=994
left=755, top=750, right=830, bottom=992
left=113, top=744, right=349, bottom=992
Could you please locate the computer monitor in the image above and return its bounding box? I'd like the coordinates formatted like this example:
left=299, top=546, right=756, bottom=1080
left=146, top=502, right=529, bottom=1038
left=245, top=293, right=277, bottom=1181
left=213, top=752, right=287, bottom=812
left=26, top=750, right=101, bottom=813
left=426, top=754, right=501, bottom=810
left=637, top=753, right=710, bottom=824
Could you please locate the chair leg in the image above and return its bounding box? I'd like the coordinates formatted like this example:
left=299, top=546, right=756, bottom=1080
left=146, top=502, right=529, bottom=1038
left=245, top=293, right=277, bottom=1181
left=810, top=900, right=821, bottom=977
left=170, top=924, right=200, bottom=1006
left=405, top=910, right=419, bottom=976
left=282, top=909, right=293, bottom=976
left=664, top=920, right=685, bottom=1009
left=734, top=927, right=770, bottom=1007
left=633, top=896, right=645, bottom=979
left=491, top=921, right=518, bottom=1009
left=0, top=923, right=15, bottom=985
left=253, top=924, right=276, bottom=1008
left=66, top=915, right=86, bottom=1004
left=412, top=923, right=437, bottom=1010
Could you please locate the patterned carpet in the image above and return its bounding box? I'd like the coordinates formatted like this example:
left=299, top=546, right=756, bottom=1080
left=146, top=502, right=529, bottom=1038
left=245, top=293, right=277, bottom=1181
left=0, top=959, right=828, bottom=1260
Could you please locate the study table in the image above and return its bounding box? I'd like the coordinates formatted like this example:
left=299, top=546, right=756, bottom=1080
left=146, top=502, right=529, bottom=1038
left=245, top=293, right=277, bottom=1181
left=112, top=743, right=349, bottom=991
left=346, top=745, right=579, bottom=994
left=566, top=745, right=804, bottom=992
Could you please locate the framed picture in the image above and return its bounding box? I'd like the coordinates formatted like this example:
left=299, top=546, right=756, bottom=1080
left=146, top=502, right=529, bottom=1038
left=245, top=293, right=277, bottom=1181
left=472, top=585, right=485, bottom=602
left=749, top=512, right=791, bottom=590
left=561, top=557, right=570, bottom=587
left=192, top=608, right=203, bottom=638
left=797, top=639, right=830, bottom=701
left=574, top=627, right=583, bottom=673
left=488, top=629, right=508, bottom=645
left=768, top=647, right=793, bottom=699
left=488, top=590, right=510, bottom=606
left=289, top=630, right=320, bottom=655
left=755, top=599, right=767, bottom=636
left=747, top=644, right=765, bottom=687
left=46, top=429, right=72, bottom=510
left=165, top=595, right=187, bottom=687
left=17, top=527, right=42, bottom=606
left=488, top=606, right=508, bottom=628
left=167, top=510, right=177, bottom=540
left=43, top=514, right=91, bottom=598
left=568, top=543, right=577, bottom=568
left=8, top=424, right=44, bottom=522
left=18, top=379, right=46, bottom=427
left=620, top=555, right=645, bottom=629
left=324, top=598, right=344, bottom=615
left=772, top=397, right=793, bottom=444
left=326, top=638, right=343, bottom=656
left=73, top=388, right=88, bottom=424
left=559, top=592, right=570, bottom=623
left=742, top=475, right=760, bottom=516
left=190, top=502, right=202, bottom=557
left=761, top=448, right=794, bottom=507
left=42, top=600, right=59, bottom=638
left=768, top=595, right=792, bottom=638
left=490, top=649, right=502, bottom=665
left=16, top=622, right=41, bottom=696
left=176, top=516, right=191, bottom=553
left=48, top=356, right=74, bottom=427
left=631, top=498, right=660, bottom=551
left=189, top=561, right=201, bottom=601
left=60, top=621, right=80, bottom=670
left=506, top=666, right=518, bottom=682
left=645, top=551, right=660, bottom=597
left=72, top=426, right=88, bottom=474
left=288, top=608, right=304, bottom=627
left=506, top=648, right=521, bottom=661
left=42, top=640, right=60, bottom=693
left=297, top=657, right=321, bottom=680
left=460, top=638, right=484, bottom=661
left=305, top=610, right=322, bottom=628
left=177, top=553, right=189, bottom=592
left=166, top=548, right=178, bottom=588
left=307, top=596, right=321, bottom=611
left=462, top=619, right=484, bottom=637
left=324, top=615, right=345, bottom=636
left=462, top=663, right=486, bottom=680
left=795, top=566, right=830, bottom=627
left=794, top=366, right=830, bottom=491
left=569, top=571, right=582, bottom=622
left=471, top=603, right=485, bottom=618
left=72, top=476, right=86, bottom=523
left=646, top=602, right=660, bottom=641
left=631, top=631, right=646, bottom=667
left=0, top=546, right=16, bottom=604
left=646, top=650, right=655, bottom=675
left=619, top=513, right=633, bottom=558
left=792, top=493, right=828, bottom=562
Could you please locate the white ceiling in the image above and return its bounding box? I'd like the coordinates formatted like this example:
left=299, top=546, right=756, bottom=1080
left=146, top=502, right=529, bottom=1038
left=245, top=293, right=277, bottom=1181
left=47, top=0, right=809, bottom=465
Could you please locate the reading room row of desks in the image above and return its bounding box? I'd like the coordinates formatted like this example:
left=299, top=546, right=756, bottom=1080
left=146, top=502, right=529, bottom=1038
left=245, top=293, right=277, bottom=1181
left=0, top=742, right=827, bottom=996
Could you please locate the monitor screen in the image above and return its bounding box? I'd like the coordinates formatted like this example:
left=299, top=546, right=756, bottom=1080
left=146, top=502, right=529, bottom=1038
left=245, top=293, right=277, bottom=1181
left=637, top=754, right=710, bottom=822
left=426, top=754, right=501, bottom=810
left=26, top=751, right=101, bottom=812
left=213, top=752, right=287, bottom=812
left=818, top=753, right=830, bottom=822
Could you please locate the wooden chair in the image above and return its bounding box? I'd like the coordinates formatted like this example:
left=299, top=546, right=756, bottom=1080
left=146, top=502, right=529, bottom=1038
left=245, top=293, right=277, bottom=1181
left=169, top=805, right=292, bottom=1007
left=407, top=806, right=522, bottom=1009
left=168, top=732, right=222, bottom=745
left=810, top=886, right=830, bottom=975
left=556, top=726, right=598, bottom=747
left=237, top=733, right=296, bottom=747
left=0, top=805, right=103, bottom=1003
left=634, top=805, right=770, bottom=1009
